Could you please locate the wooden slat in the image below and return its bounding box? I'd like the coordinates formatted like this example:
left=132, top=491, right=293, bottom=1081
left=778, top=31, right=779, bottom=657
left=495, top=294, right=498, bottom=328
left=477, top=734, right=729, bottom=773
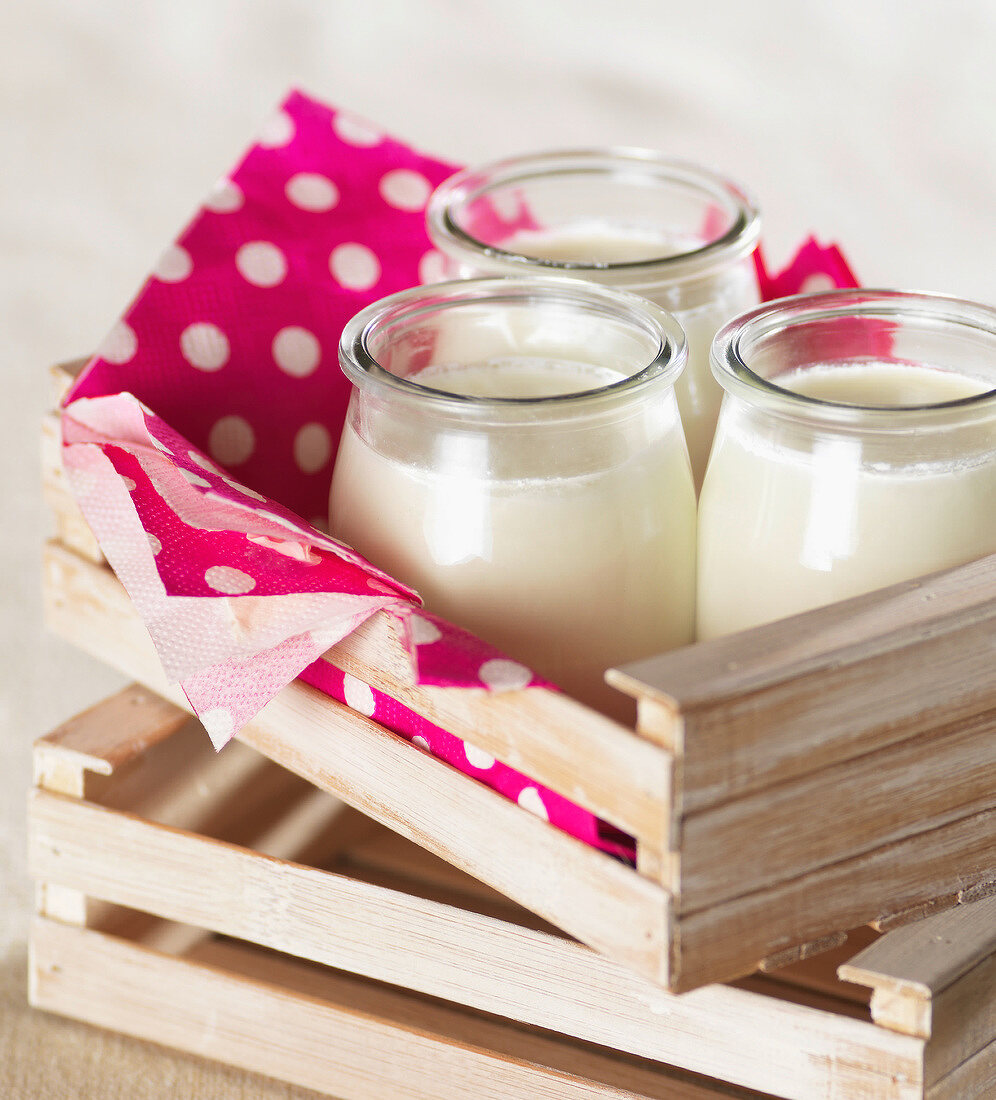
left=839, top=894, right=996, bottom=1048
left=675, top=807, right=996, bottom=992
left=34, top=683, right=188, bottom=786
left=29, top=919, right=772, bottom=1100
left=323, top=617, right=674, bottom=856
left=611, top=553, right=996, bottom=815
left=679, top=708, right=996, bottom=912
left=28, top=794, right=925, bottom=1100
left=41, top=540, right=670, bottom=984
left=840, top=894, right=996, bottom=1002
left=926, top=1036, right=996, bottom=1100
left=41, top=409, right=105, bottom=563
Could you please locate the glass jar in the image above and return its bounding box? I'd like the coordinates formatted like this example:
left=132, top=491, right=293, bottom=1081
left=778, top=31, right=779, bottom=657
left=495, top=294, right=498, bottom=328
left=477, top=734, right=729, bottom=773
left=698, top=289, right=996, bottom=639
left=329, top=277, right=695, bottom=716
left=425, top=149, right=761, bottom=488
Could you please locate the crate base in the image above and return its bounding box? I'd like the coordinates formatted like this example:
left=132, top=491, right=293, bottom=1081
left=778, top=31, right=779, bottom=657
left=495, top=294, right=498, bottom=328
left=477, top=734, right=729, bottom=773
left=30, top=917, right=770, bottom=1100
left=27, top=686, right=996, bottom=1100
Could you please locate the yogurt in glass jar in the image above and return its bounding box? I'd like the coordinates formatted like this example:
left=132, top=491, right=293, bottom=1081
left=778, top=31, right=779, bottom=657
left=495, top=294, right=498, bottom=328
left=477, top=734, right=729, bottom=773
left=425, top=149, right=761, bottom=489
left=329, top=277, right=695, bottom=716
left=698, top=290, right=996, bottom=639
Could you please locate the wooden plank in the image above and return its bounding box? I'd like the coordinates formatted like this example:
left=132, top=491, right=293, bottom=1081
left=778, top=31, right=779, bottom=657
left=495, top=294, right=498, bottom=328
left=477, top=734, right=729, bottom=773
left=611, top=553, right=996, bottom=815
left=675, top=807, right=996, bottom=992
left=323, top=621, right=674, bottom=857
left=34, top=683, right=188, bottom=784
left=41, top=409, right=106, bottom=563
left=30, top=919, right=772, bottom=1100
left=924, top=952, right=996, bottom=1086
left=679, top=708, right=996, bottom=911
left=838, top=894, right=996, bottom=1054
left=926, top=1037, right=996, bottom=1100
left=840, top=893, right=996, bottom=1002
left=28, top=790, right=924, bottom=1098
left=41, top=541, right=670, bottom=983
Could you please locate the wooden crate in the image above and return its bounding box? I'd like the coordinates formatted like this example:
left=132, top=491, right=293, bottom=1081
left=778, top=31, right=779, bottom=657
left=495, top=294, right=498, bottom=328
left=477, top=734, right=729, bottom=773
left=42, top=360, right=996, bottom=993
left=28, top=686, right=996, bottom=1100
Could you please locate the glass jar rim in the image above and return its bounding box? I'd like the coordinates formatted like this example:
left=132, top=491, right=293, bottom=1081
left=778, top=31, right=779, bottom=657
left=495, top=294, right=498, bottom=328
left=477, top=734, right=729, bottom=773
left=339, top=275, right=688, bottom=418
left=711, top=288, right=996, bottom=431
left=425, top=148, right=761, bottom=287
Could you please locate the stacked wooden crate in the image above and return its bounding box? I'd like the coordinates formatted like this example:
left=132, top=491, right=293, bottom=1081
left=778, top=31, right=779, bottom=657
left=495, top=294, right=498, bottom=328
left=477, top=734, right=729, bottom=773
left=32, top=360, right=996, bottom=1098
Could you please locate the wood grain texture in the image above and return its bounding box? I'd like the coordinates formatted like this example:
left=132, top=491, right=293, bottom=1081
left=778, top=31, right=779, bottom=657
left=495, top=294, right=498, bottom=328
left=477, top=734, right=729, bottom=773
left=675, top=808, right=996, bottom=991
left=28, top=789, right=927, bottom=1100
left=840, top=893, right=996, bottom=1000
left=925, top=1036, right=996, bottom=1100
left=612, top=553, right=996, bottom=815
left=679, top=708, right=996, bottom=912
left=42, top=539, right=671, bottom=984
left=30, top=919, right=774, bottom=1100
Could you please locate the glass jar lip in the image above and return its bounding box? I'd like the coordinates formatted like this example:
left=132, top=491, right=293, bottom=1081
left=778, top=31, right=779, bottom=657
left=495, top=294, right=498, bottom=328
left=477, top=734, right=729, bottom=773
left=425, top=148, right=761, bottom=287
left=338, top=275, right=688, bottom=417
left=711, top=288, right=996, bottom=430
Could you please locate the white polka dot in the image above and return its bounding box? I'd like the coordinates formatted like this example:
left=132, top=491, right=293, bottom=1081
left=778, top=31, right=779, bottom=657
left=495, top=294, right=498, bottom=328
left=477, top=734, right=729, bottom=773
left=330, top=243, right=381, bottom=291
left=801, top=273, right=837, bottom=294
left=343, top=674, right=375, bottom=717
left=272, top=326, right=322, bottom=377
left=154, top=244, right=193, bottom=283
left=517, top=787, right=550, bottom=821
left=222, top=476, right=267, bottom=502
left=411, top=615, right=442, bottom=645
left=121, top=477, right=137, bottom=491
left=478, top=658, right=532, bottom=691
left=235, top=241, right=287, bottom=288
left=332, top=110, right=383, bottom=147
left=187, top=450, right=224, bottom=475
left=293, top=422, right=332, bottom=474
left=100, top=321, right=137, bottom=365
left=202, top=706, right=235, bottom=740
left=257, top=109, right=295, bottom=149
left=379, top=168, right=432, bottom=212
left=208, top=416, right=255, bottom=466
left=205, top=178, right=244, bottom=213
left=418, top=250, right=448, bottom=285
left=180, top=322, right=230, bottom=371
left=147, top=533, right=163, bottom=556
left=285, top=172, right=339, bottom=212
left=204, top=565, right=256, bottom=594
left=180, top=468, right=212, bottom=489
left=463, top=743, right=496, bottom=770
left=411, top=735, right=430, bottom=751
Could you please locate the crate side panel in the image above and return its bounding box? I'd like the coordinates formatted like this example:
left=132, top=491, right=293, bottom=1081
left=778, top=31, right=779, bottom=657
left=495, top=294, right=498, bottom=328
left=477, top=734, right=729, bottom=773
left=680, top=709, right=996, bottom=912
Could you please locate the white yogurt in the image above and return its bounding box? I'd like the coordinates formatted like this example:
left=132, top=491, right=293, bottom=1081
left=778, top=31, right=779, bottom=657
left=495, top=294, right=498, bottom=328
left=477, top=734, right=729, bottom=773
left=331, top=355, right=696, bottom=714
left=697, top=361, right=996, bottom=638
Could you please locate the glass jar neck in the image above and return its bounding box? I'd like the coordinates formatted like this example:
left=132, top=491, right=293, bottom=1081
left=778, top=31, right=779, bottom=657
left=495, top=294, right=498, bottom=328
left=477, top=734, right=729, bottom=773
left=426, top=149, right=761, bottom=301
left=711, top=289, right=996, bottom=440
left=339, top=276, right=688, bottom=432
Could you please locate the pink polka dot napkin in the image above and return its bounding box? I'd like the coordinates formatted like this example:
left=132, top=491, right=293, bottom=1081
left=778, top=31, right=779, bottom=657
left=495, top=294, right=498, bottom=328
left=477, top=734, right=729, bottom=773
left=61, top=89, right=858, bottom=863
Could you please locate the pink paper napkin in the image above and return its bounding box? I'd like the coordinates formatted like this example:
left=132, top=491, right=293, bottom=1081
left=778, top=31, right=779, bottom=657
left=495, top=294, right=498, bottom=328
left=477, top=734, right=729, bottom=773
left=62, top=89, right=859, bottom=862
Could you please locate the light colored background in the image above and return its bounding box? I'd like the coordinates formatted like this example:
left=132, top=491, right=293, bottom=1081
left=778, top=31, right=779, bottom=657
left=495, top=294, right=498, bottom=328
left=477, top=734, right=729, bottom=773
left=2, top=1, right=995, bottom=1095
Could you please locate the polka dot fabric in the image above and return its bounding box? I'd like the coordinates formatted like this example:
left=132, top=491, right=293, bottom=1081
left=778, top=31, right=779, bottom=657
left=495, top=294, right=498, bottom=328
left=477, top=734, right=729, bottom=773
left=60, top=89, right=860, bottom=864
